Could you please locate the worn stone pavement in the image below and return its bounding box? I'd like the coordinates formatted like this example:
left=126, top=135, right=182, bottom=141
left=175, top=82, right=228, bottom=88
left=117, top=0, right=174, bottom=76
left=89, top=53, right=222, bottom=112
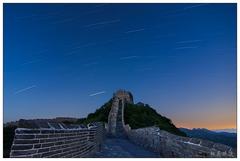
left=93, top=138, right=159, bottom=158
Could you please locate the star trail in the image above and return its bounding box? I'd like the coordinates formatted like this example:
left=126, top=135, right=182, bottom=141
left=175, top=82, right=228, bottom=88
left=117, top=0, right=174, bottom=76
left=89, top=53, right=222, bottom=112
left=3, top=3, right=237, bottom=130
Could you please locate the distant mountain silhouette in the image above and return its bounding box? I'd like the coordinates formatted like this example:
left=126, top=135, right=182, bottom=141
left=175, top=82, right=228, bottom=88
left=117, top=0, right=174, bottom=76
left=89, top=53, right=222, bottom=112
left=213, top=128, right=236, bottom=133
left=180, top=128, right=237, bottom=148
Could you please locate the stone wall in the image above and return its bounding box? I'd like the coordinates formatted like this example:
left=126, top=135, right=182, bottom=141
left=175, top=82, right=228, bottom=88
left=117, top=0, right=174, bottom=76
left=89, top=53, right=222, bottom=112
left=127, top=126, right=236, bottom=158
left=10, top=123, right=105, bottom=158
left=107, top=90, right=133, bottom=136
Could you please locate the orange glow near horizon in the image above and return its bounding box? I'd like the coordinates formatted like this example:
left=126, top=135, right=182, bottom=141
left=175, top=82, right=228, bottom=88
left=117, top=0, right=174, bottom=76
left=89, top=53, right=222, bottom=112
left=175, top=122, right=236, bottom=130
left=161, top=101, right=237, bottom=130
left=173, top=114, right=236, bottom=130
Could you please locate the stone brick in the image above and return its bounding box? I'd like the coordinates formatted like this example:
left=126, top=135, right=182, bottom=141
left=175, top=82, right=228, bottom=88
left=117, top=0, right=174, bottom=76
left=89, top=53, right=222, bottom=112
left=34, top=144, right=41, bottom=149
left=11, top=149, right=37, bottom=156
left=42, top=150, right=62, bottom=157
left=55, top=141, right=64, bottom=146
left=58, top=151, right=71, bottom=157
left=68, top=148, right=79, bottom=154
left=40, top=139, right=47, bottom=143
left=49, top=154, right=61, bottom=158
left=12, top=144, right=33, bottom=150
left=63, top=153, right=73, bottom=158
left=32, top=154, right=42, bottom=158
left=55, top=130, right=64, bottom=133
left=14, top=139, right=40, bottom=144
left=42, top=142, right=55, bottom=148
left=16, top=129, right=40, bottom=134
left=45, top=138, right=57, bottom=143
left=41, top=130, right=55, bottom=134
left=50, top=146, right=61, bottom=151
left=64, top=140, right=75, bottom=145
left=61, top=144, right=70, bottom=149
left=62, top=146, right=74, bottom=153
left=40, top=138, right=56, bottom=143
left=15, top=134, right=35, bottom=139
left=37, top=147, right=50, bottom=153
left=36, top=135, right=49, bottom=139
left=48, top=134, right=61, bottom=138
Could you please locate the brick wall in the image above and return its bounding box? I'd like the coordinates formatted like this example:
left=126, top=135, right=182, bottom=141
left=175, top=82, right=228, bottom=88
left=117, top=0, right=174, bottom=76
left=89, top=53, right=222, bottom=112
left=127, top=126, right=236, bottom=158
left=107, top=90, right=133, bottom=136
left=10, top=123, right=105, bottom=158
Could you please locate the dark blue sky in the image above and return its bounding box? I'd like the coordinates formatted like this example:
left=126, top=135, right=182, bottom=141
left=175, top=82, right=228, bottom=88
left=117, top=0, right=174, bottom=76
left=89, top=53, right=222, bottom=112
left=4, top=3, right=237, bottom=129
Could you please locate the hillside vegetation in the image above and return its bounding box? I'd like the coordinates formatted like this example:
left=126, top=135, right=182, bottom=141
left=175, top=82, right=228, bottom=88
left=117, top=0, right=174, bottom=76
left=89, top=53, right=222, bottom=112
left=125, top=103, right=186, bottom=136
left=77, top=100, right=186, bottom=137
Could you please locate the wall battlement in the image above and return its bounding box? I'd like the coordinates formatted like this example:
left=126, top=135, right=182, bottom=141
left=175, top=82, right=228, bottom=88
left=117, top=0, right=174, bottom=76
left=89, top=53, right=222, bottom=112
left=127, top=126, right=236, bottom=158
left=10, top=122, right=105, bottom=158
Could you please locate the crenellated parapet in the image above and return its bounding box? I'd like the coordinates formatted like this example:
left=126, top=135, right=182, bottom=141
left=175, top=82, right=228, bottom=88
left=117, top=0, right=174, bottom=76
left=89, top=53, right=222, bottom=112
left=9, top=120, right=105, bottom=158
left=127, top=126, right=236, bottom=158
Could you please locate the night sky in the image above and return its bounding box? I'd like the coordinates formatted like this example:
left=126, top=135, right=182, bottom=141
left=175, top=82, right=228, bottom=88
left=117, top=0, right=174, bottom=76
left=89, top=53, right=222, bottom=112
left=4, top=3, right=237, bottom=129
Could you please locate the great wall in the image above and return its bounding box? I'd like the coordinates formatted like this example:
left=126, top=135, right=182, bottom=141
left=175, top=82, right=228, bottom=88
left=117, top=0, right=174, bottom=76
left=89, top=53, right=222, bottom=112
left=10, top=122, right=105, bottom=158
left=9, top=90, right=237, bottom=158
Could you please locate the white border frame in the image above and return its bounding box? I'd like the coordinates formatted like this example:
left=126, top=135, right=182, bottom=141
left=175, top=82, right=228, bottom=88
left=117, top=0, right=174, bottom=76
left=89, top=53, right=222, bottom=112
left=0, top=0, right=238, bottom=160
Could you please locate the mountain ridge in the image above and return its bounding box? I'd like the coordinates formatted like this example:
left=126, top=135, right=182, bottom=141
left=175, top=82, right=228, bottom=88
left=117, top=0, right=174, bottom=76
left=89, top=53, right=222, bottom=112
left=180, top=128, right=237, bottom=148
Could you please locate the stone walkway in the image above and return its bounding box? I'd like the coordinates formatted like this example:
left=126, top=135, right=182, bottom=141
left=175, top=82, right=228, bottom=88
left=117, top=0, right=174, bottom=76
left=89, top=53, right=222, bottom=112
left=93, top=138, right=159, bottom=158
